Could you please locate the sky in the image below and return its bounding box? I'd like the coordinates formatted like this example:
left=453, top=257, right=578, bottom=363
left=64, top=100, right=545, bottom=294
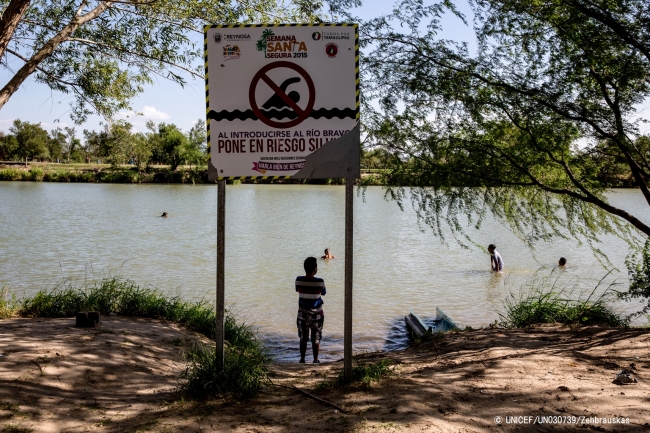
left=1, top=0, right=647, bottom=139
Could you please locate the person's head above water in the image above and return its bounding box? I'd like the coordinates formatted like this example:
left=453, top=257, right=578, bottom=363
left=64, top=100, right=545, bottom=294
left=488, top=244, right=496, bottom=253
left=324, top=248, right=330, bottom=255
left=161, top=212, right=168, bottom=217
left=304, top=257, right=318, bottom=276
left=558, top=257, right=567, bottom=266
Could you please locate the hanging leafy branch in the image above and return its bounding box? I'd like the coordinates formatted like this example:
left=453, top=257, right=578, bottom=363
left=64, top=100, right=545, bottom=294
left=361, top=0, right=650, bottom=252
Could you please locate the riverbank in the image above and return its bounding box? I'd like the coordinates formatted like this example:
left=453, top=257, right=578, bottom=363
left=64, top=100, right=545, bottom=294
left=0, top=162, right=384, bottom=185
left=1, top=317, right=648, bottom=432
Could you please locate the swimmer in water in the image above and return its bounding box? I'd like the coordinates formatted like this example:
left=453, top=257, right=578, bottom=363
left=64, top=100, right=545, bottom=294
left=488, top=244, right=504, bottom=272
left=321, top=248, right=336, bottom=259
left=161, top=212, right=168, bottom=217
left=558, top=257, right=567, bottom=267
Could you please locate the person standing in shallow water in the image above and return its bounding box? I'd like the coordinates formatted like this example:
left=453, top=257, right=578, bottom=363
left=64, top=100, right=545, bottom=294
left=295, top=257, right=326, bottom=363
left=488, top=244, right=504, bottom=272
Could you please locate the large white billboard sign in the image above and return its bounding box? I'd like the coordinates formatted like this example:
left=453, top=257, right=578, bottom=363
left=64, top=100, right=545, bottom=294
left=204, top=24, right=359, bottom=179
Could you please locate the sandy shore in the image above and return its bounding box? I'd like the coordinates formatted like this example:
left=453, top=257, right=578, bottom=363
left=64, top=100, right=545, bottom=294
left=1, top=317, right=649, bottom=432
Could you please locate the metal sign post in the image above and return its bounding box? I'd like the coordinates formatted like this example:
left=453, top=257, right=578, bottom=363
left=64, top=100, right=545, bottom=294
left=216, top=179, right=226, bottom=365
left=344, top=178, right=353, bottom=381
left=205, top=24, right=359, bottom=377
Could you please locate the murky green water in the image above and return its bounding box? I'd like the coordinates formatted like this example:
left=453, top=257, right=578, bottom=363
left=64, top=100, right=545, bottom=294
left=0, top=183, right=645, bottom=361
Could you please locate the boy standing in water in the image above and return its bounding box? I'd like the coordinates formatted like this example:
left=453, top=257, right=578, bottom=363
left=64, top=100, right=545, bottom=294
left=488, top=244, right=504, bottom=272
left=296, top=257, right=326, bottom=363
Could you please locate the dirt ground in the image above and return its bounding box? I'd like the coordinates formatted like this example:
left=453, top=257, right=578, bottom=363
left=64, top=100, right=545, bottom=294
left=1, top=317, right=649, bottom=432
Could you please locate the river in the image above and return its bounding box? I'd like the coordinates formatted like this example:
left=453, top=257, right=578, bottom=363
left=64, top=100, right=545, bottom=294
left=0, top=183, right=646, bottom=361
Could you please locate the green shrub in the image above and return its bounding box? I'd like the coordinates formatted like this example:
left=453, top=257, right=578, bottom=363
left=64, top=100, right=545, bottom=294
left=0, top=168, right=23, bottom=181
left=499, top=271, right=627, bottom=328
left=27, top=167, right=45, bottom=181
left=43, top=169, right=78, bottom=182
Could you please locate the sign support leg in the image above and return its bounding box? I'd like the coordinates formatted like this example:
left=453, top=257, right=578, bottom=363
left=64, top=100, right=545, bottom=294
left=344, top=178, right=354, bottom=382
left=216, top=179, right=226, bottom=367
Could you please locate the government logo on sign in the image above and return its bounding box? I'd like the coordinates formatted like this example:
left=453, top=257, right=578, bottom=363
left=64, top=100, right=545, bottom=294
left=325, top=43, right=338, bottom=58
left=312, top=32, right=321, bottom=40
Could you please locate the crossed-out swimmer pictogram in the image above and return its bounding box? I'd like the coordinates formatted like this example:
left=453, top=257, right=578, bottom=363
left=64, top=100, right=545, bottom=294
left=248, top=61, right=316, bottom=129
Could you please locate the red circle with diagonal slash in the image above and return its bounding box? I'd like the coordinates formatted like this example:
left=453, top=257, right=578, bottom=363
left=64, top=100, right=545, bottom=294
left=249, top=61, right=316, bottom=129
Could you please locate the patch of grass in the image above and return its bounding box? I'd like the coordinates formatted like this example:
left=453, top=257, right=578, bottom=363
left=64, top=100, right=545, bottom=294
left=180, top=341, right=271, bottom=398
left=1, top=424, right=31, bottom=433
left=0, top=402, right=18, bottom=412
left=499, top=271, right=627, bottom=328
left=335, top=359, right=395, bottom=386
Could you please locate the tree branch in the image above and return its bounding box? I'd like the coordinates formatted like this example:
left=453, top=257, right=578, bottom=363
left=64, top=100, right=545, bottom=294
left=66, top=37, right=201, bottom=79
left=108, top=5, right=201, bottom=34
left=5, top=46, right=102, bottom=115
left=0, top=1, right=114, bottom=110
left=570, top=0, right=650, bottom=64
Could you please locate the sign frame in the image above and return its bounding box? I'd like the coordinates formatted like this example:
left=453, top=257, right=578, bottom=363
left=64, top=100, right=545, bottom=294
left=204, top=23, right=360, bottom=181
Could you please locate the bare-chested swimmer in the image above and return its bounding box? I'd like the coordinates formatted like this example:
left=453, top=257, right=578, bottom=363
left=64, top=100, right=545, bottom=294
left=321, top=248, right=336, bottom=259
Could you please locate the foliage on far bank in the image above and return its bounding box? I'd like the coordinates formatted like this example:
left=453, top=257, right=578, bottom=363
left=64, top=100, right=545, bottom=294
left=4, top=277, right=271, bottom=398
left=499, top=271, right=627, bottom=328
left=0, top=165, right=209, bottom=184
left=0, top=118, right=207, bottom=170
left=0, top=164, right=382, bottom=185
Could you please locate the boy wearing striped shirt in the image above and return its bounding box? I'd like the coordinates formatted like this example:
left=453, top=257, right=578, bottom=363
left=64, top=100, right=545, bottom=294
left=296, top=256, right=326, bottom=363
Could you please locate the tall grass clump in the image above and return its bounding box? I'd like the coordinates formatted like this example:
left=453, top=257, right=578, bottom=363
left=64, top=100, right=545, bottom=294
left=20, top=277, right=226, bottom=338
left=0, top=287, right=18, bottom=319
left=181, top=342, right=271, bottom=398
left=499, top=271, right=627, bottom=328
left=13, top=277, right=271, bottom=397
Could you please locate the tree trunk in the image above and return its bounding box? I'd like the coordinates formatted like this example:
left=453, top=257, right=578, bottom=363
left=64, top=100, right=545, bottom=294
left=0, top=0, right=31, bottom=60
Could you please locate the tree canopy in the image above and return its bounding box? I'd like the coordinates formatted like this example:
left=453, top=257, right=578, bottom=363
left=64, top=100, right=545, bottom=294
left=362, top=0, right=650, bottom=252
left=0, top=0, right=353, bottom=122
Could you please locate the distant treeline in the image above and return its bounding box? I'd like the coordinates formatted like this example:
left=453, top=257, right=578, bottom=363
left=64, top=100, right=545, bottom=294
left=0, top=165, right=360, bottom=185
left=0, top=119, right=206, bottom=170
